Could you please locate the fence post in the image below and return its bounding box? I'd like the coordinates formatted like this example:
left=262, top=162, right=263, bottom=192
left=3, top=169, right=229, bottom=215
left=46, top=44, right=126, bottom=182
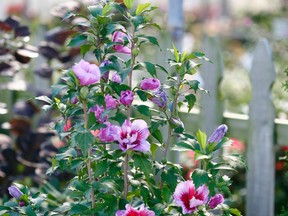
left=199, top=36, right=224, bottom=136
left=246, top=39, right=275, bottom=216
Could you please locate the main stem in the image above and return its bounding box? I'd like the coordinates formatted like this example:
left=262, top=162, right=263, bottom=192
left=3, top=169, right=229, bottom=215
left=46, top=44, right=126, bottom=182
left=124, top=37, right=135, bottom=198
left=83, top=102, right=95, bottom=211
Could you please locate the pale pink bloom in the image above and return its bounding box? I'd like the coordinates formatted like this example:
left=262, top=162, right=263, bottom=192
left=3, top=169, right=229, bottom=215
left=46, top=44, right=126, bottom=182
left=208, top=194, right=224, bottom=209
left=98, top=122, right=119, bottom=143
left=112, top=31, right=132, bottom=54
left=105, top=94, right=118, bottom=110
left=173, top=180, right=209, bottom=214
left=91, top=130, right=100, bottom=137
left=90, top=105, right=108, bottom=123
left=111, top=72, right=122, bottom=83
left=63, top=119, right=72, bottom=132
left=72, top=59, right=100, bottom=86
left=116, top=204, right=155, bottom=216
left=120, top=90, right=134, bottom=106
left=114, top=119, right=150, bottom=152
left=140, top=78, right=161, bottom=91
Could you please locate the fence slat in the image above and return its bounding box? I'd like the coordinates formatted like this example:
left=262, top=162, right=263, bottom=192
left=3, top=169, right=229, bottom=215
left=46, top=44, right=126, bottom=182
left=246, top=39, right=275, bottom=216
left=200, top=36, right=224, bottom=136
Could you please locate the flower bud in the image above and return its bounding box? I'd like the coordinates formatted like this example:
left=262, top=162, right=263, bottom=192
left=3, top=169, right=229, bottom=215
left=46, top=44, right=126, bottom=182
left=148, top=88, right=167, bottom=109
left=208, top=194, right=224, bottom=209
left=80, top=86, right=89, bottom=99
left=208, top=124, right=228, bottom=143
left=8, top=185, right=23, bottom=200
left=140, top=78, right=161, bottom=91
left=120, top=90, right=134, bottom=106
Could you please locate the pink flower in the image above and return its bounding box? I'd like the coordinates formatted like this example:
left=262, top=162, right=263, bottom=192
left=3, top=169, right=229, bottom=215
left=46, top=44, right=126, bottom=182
left=63, top=119, right=72, bottom=132
left=111, top=72, right=122, bottom=83
left=173, top=180, right=209, bottom=214
left=140, top=78, right=161, bottom=91
left=114, top=119, right=150, bottom=152
left=148, top=88, right=167, bottom=109
left=98, top=122, right=119, bottom=143
left=90, top=105, right=108, bottom=123
left=120, top=90, right=134, bottom=106
left=105, top=94, right=118, bottom=110
left=112, top=31, right=132, bottom=54
left=72, top=59, right=101, bottom=86
left=208, top=194, right=224, bottom=209
left=116, top=204, right=155, bottom=216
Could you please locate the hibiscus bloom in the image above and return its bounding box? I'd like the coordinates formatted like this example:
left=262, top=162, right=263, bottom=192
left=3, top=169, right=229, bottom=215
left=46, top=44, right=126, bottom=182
left=116, top=204, right=155, bottom=216
left=173, top=180, right=209, bottom=214
left=72, top=59, right=100, bottom=86
left=112, top=31, right=132, bottom=54
left=114, top=119, right=150, bottom=152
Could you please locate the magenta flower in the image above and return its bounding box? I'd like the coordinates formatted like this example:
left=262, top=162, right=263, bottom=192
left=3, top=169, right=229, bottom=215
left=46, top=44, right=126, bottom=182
left=111, top=72, right=122, bottom=83
left=90, top=105, right=108, bottom=123
left=72, top=59, right=101, bottom=86
left=112, top=31, right=132, bottom=54
left=120, top=90, right=134, bottom=106
left=208, top=124, right=228, bottom=143
left=114, top=119, right=150, bottom=152
left=8, top=185, right=23, bottom=200
left=105, top=94, right=118, bottom=110
left=173, top=180, right=209, bottom=214
left=208, top=194, right=224, bottom=209
left=140, top=78, right=161, bottom=91
left=98, top=122, right=119, bottom=143
left=116, top=204, right=155, bottom=216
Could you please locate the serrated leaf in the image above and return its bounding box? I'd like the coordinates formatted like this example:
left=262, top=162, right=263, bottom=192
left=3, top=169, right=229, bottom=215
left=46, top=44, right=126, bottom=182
left=67, top=35, right=87, bottom=47
left=136, top=105, right=151, bottom=117
left=73, top=131, right=94, bottom=156
left=191, top=169, right=209, bottom=188
left=185, top=94, right=196, bottom=112
left=136, top=3, right=151, bottom=15
left=94, top=160, right=108, bottom=177
left=133, top=154, right=152, bottom=179
left=186, top=80, right=200, bottom=93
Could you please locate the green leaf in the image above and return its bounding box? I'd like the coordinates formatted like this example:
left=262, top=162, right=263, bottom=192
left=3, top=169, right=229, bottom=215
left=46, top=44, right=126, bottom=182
left=0, top=206, right=11, bottom=211
left=73, top=131, right=94, bottom=156
left=94, top=160, right=108, bottom=177
left=150, top=143, right=160, bottom=158
left=186, top=80, right=200, bottom=93
left=88, top=5, right=102, bottom=17
left=143, top=62, right=157, bottom=77
left=133, top=154, right=152, bottom=179
left=191, top=169, right=209, bottom=188
left=102, top=4, right=113, bottom=16
left=136, top=105, right=151, bottom=117
left=111, top=111, right=127, bottom=125
left=67, top=35, right=87, bottom=47
left=136, top=3, right=151, bottom=15
left=229, top=208, right=243, bottom=216
left=80, top=44, right=92, bottom=56
left=175, top=141, right=195, bottom=151
left=55, top=148, right=77, bottom=160
left=25, top=206, right=37, bottom=216
left=161, top=186, right=172, bottom=203
left=123, top=0, right=134, bottom=9
left=138, top=35, right=160, bottom=48
left=136, top=90, right=148, bottom=101
left=173, top=44, right=180, bottom=62
left=185, top=94, right=196, bottom=112
left=196, top=129, right=207, bottom=151
left=70, top=204, right=89, bottom=215
left=151, top=128, right=163, bottom=143
left=35, top=95, right=53, bottom=104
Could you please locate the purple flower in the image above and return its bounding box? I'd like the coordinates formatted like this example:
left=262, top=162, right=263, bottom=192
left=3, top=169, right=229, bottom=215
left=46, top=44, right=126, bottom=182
left=105, top=94, right=118, bottom=110
left=100, top=60, right=110, bottom=81
left=114, top=119, right=150, bottom=152
left=148, top=88, right=167, bottom=109
left=116, top=204, right=155, bottom=216
left=98, top=122, right=119, bottom=143
left=111, top=72, right=122, bottom=83
left=90, top=105, right=108, bottom=123
left=173, top=180, right=209, bottom=214
left=72, top=59, right=101, bottom=86
left=140, top=78, right=161, bottom=91
left=8, top=185, right=23, bottom=200
left=120, top=90, right=134, bottom=106
left=208, top=124, right=228, bottom=143
left=112, top=31, right=132, bottom=54
left=208, top=194, right=224, bottom=209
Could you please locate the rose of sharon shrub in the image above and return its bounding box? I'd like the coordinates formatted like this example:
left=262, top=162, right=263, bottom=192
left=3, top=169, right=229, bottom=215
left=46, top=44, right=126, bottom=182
left=116, top=204, right=155, bottom=216
left=114, top=119, right=150, bottom=152
left=72, top=59, right=100, bottom=86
